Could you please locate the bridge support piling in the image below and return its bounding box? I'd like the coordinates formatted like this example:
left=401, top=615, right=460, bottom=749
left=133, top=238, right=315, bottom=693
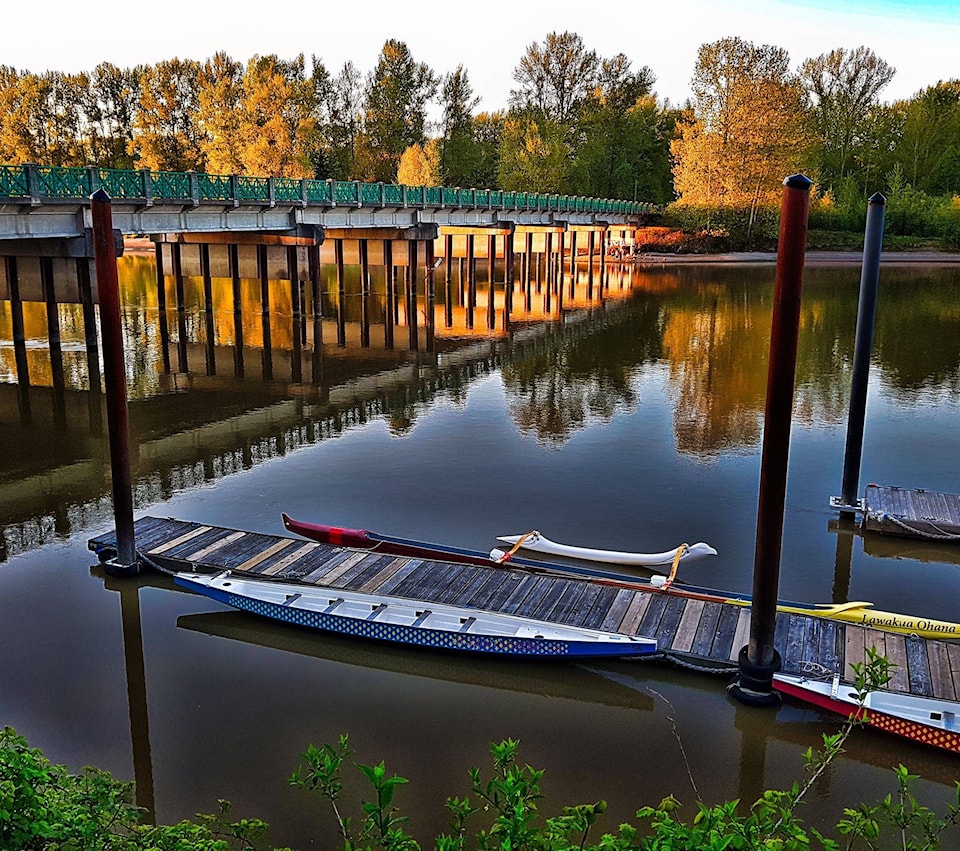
left=466, top=235, right=475, bottom=330
left=171, top=244, right=188, bottom=373
left=407, top=240, right=419, bottom=350
left=229, top=245, right=245, bottom=378
left=77, top=258, right=103, bottom=432
left=444, top=235, right=453, bottom=328
left=40, top=258, right=67, bottom=428
left=730, top=174, right=813, bottom=707
left=487, top=233, right=496, bottom=330
left=359, top=239, right=370, bottom=348
left=504, top=232, right=515, bottom=331
left=4, top=256, right=32, bottom=422
left=257, top=245, right=273, bottom=380
left=586, top=231, right=595, bottom=300
left=91, top=189, right=137, bottom=574
left=334, top=240, right=346, bottom=347
left=200, top=244, right=216, bottom=376
left=308, top=244, right=323, bottom=383
left=425, top=239, right=436, bottom=353
left=383, top=240, right=395, bottom=349
left=153, top=245, right=171, bottom=373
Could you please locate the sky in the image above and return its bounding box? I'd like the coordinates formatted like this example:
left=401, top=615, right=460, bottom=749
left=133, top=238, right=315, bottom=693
left=5, top=0, right=959, bottom=113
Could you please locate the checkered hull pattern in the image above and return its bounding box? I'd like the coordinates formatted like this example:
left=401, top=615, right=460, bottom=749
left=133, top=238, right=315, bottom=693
left=181, top=578, right=652, bottom=659
left=775, top=678, right=960, bottom=754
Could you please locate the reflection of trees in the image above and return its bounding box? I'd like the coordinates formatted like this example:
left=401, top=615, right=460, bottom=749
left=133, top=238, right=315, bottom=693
left=501, top=305, right=662, bottom=445
left=662, top=287, right=769, bottom=455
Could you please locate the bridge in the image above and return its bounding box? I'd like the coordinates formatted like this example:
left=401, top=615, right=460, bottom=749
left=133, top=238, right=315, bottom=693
left=0, top=163, right=651, bottom=246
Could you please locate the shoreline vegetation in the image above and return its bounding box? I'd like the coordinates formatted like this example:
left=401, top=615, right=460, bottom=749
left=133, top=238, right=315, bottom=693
left=4, top=654, right=960, bottom=850
left=4, top=33, right=960, bottom=255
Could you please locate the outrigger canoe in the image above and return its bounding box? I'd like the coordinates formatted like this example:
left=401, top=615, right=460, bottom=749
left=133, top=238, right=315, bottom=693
left=774, top=671, right=960, bottom=753
left=173, top=570, right=657, bottom=660
left=281, top=514, right=960, bottom=641
left=495, top=530, right=718, bottom=566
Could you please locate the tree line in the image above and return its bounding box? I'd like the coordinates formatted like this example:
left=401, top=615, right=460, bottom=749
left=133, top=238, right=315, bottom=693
left=2, top=32, right=959, bottom=243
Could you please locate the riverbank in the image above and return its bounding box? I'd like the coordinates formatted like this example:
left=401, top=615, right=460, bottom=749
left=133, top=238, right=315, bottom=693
left=634, top=250, right=960, bottom=265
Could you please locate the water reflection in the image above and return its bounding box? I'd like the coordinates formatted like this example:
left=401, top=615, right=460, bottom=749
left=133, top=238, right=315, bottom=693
left=2, top=257, right=959, bottom=559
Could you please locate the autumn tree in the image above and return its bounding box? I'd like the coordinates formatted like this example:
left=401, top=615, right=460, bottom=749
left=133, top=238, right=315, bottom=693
left=358, top=40, right=438, bottom=182
left=397, top=138, right=441, bottom=185
left=671, top=36, right=809, bottom=237
left=84, top=62, right=142, bottom=168
left=197, top=52, right=244, bottom=174
left=801, top=46, right=895, bottom=190
left=130, top=57, right=204, bottom=171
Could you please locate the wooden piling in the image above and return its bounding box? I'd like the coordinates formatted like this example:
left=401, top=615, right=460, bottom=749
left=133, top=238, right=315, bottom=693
left=90, top=189, right=136, bottom=572
left=731, top=174, right=812, bottom=706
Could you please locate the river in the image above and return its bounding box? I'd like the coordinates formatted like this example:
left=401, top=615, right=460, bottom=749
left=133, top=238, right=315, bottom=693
left=1, top=252, right=959, bottom=847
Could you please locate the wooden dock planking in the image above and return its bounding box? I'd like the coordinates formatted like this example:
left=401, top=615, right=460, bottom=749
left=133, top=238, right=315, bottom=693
left=863, top=485, right=960, bottom=539
left=88, top=516, right=959, bottom=710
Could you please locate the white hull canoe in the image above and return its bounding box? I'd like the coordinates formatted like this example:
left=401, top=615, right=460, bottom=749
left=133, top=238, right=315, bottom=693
left=173, top=571, right=658, bottom=659
left=774, top=671, right=960, bottom=753
left=495, top=531, right=717, bottom=567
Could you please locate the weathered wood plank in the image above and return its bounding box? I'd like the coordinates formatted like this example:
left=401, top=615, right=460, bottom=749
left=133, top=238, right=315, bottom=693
left=637, top=593, right=669, bottom=638
left=601, top=589, right=639, bottom=633
left=512, top=577, right=556, bottom=618
left=147, top=525, right=211, bottom=555
left=655, top=596, right=687, bottom=648
left=618, top=593, right=652, bottom=635
left=374, top=559, right=424, bottom=595
left=928, top=641, right=957, bottom=701
left=885, top=634, right=909, bottom=693
left=531, top=579, right=575, bottom=622
left=358, top=556, right=411, bottom=593
left=905, top=636, right=933, bottom=697
left=184, top=531, right=247, bottom=562
left=711, top=604, right=742, bottom=661
left=545, top=582, right=589, bottom=624
left=581, top=587, right=621, bottom=631
left=690, top=601, right=722, bottom=657
left=729, top=609, right=751, bottom=662
left=235, top=538, right=294, bottom=572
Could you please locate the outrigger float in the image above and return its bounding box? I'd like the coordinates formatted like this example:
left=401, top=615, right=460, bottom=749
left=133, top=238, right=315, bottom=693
left=282, top=514, right=960, bottom=641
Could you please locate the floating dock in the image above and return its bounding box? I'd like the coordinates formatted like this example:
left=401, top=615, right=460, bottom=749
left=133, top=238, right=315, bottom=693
left=88, top=516, right=960, bottom=713
left=863, top=485, right=960, bottom=541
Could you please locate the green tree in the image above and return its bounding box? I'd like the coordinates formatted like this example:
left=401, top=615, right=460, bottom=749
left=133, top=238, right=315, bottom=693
left=802, top=46, right=895, bottom=191
left=438, top=66, right=480, bottom=186
left=358, top=40, right=438, bottom=182
left=894, top=80, right=960, bottom=195
left=497, top=114, right=569, bottom=193
left=569, top=54, right=672, bottom=202
left=510, top=31, right=599, bottom=123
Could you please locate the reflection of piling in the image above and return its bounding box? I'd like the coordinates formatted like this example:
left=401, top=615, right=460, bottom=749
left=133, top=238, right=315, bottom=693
left=91, top=189, right=137, bottom=573
left=730, top=174, right=812, bottom=707
left=837, top=193, right=886, bottom=511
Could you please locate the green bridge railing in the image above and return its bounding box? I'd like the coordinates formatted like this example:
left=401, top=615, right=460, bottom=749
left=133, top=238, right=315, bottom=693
left=0, top=163, right=654, bottom=216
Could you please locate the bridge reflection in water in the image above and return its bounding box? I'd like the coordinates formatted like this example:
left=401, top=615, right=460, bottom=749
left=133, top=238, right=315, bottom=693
left=0, top=234, right=640, bottom=563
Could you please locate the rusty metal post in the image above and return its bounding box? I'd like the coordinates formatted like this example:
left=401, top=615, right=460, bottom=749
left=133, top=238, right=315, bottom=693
left=836, top=192, right=887, bottom=511
left=730, top=174, right=812, bottom=706
left=91, top=189, right=137, bottom=573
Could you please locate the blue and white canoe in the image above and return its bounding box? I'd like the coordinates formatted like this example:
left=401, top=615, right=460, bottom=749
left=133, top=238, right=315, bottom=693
left=174, top=571, right=658, bottom=660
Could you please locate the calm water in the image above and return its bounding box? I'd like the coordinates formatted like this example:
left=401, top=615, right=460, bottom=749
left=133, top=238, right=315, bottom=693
left=1, top=253, right=959, bottom=847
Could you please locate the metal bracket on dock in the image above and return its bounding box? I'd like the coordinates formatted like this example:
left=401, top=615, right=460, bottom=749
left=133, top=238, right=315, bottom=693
left=829, top=495, right=863, bottom=515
